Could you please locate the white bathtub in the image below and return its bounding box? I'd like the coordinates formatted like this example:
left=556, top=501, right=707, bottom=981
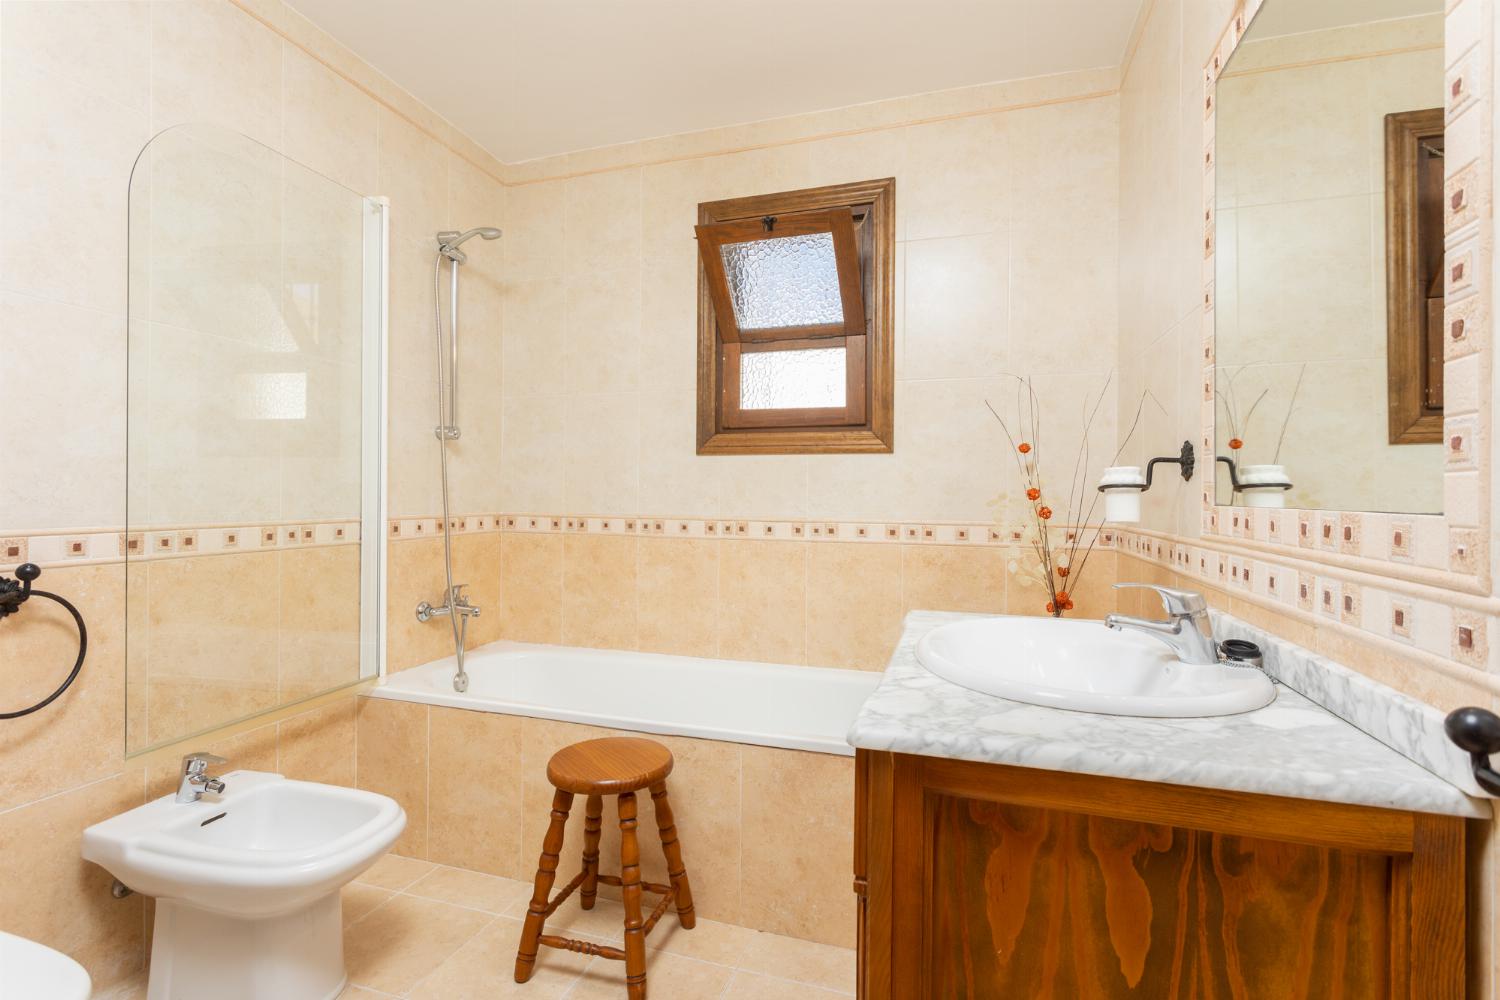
left=371, top=640, right=881, bottom=755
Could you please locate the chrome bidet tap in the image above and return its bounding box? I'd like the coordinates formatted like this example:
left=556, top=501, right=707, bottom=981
left=1103, top=584, right=1220, bottom=665
left=175, top=752, right=228, bottom=804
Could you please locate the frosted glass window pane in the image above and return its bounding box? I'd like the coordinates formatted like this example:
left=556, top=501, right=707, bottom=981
left=720, top=232, right=843, bottom=331
left=740, top=348, right=846, bottom=410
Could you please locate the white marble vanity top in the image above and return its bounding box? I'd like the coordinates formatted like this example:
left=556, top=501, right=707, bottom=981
left=847, top=611, right=1489, bottom=819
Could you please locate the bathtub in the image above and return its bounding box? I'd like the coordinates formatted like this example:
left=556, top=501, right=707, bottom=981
left=370, top=640, right=881, bottom=756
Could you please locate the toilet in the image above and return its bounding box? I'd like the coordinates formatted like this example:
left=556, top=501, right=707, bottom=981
left=82, top=771, right=404, bottom=1000
left=0, top=931, right=91, bottom=1000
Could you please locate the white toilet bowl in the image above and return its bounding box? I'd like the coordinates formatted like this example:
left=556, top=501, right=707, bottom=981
left=82, top=771, right=405, bottom=1000
left=0, top=930, right=91, bottom=1000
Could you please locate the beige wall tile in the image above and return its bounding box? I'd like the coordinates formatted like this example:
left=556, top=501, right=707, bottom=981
left=278, top=698, right=358, bottom=787
left=451, top=531, right=504, bottom=648
left=144, top=552, right=280, bottom=744
left=805, top=543, right=904, bottom=671
left=718, top=541, right=806, bottom=665
left=281, top=44, right=378, bottom=194
left=562, top=534, right=638, bottom=650
left=901, top=544, right=1007, bottom=615
left=740, top=746, right=856, bottom=947
left=279, top=545, right=363, bottom=700
left=428, top=706, right=526, bottom=879
left=149, top=0, right=283, bottom=148
left=386, top=537, right=454, bottom=673
left=357, top=696, right=429, bottom=857
left=0, top=770, right=146, bottom=987
left=638, top=538, right=719, bottom=658
left=498, top=532, right=564, bottom=644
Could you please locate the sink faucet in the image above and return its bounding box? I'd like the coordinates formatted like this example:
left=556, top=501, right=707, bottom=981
left=1104, top=584, right=1221, bottom=665
left=176, top=752, right=228, bottom=804
left=415, top=583, right=481, bottom=624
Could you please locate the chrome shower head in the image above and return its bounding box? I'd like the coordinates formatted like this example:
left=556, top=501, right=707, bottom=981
left=437, top=226, right=502, bottom=262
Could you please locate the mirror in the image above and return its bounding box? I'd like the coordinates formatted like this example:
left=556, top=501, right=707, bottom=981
left=125, top=124, right=383, bottom=754
left=1213, top=0, right=1445, bottom=513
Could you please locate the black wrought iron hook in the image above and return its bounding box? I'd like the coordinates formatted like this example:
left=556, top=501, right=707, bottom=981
left=1444, top=706, right=1500, bottom=796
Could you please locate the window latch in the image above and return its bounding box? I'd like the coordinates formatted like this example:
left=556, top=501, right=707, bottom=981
left=761, top=215, right=777, bottom=232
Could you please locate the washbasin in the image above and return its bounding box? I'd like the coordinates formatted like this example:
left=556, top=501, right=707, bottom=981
left=914, top=616, right=1275, bottom=717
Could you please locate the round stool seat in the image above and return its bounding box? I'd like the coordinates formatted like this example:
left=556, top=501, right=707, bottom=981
left=546, top=737, right=674, bottom=795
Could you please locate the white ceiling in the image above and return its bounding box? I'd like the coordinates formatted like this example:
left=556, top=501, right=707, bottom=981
left=285, top=0, right=1144, bottom=163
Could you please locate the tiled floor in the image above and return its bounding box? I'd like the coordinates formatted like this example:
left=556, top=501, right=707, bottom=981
left=97, top=854, right=856, bottom=999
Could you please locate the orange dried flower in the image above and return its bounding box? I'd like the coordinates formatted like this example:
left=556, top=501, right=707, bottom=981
left=1064, top=599, right=1075, bottom=610
left=1018, top=442, right=1032, bottom=454
left=1045, top=601, right=1056, bottom=614
left=1228, top=438, right=1244, bottom=450
left=1057, top=566, right=1070, bottom=577
left=1037, top=506, right=1053, bottom=520
left=1026, top=488, right=1041, bottom=501
left=1056, top=590, right=1070, bottom=603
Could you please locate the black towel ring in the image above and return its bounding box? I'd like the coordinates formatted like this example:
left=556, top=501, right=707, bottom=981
left=0, top=563, right=88, bottom=720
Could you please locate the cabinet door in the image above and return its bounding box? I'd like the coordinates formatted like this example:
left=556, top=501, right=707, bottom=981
left=925, top=795, right=1393, bottom=998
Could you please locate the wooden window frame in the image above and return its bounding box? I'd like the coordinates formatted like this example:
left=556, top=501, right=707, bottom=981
left=695, top=178, right=895, bottom=455
left=1385, top=107, right=1445, bottom=445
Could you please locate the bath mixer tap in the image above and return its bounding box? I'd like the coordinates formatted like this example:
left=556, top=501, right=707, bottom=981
left=175, top=752, right=228, bottom=804
left=416, top=584, right=481, bottom=624
left=1104, top=584, right=1221, bottom=665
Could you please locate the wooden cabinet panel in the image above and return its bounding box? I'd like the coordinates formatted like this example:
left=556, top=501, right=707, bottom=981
left=927, top=796, right=1392, bottom=999
left=855, top=751, right=1466, bottom=1000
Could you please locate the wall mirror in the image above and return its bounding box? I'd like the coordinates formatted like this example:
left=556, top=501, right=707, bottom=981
left=125, top=124, right=384, bottom=755
left=1213, top=0, right=1445, bottom=513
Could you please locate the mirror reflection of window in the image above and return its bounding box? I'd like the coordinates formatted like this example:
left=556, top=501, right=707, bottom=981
left=1212, top=0, right=1445, bottom=514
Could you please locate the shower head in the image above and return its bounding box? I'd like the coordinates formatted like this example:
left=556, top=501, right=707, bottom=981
left=436, top=226, right=502, bottom=262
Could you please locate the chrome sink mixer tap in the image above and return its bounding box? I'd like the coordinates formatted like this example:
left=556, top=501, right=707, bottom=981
left=1104, top=584, right=1223, bottom=665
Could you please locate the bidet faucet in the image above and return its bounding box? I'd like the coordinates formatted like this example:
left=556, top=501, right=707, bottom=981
left=1104, top=584, right=1220, bottom=665
left=176, top=752, right=228, bottom=804
left=415, top=583, right=482, bottom=623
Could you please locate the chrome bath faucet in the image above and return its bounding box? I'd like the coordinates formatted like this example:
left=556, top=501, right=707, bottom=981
left=415, top=583, right=482, bottom=624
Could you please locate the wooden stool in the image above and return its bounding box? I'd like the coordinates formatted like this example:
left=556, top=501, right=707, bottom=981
left=514, top=737, right=696, bottom=999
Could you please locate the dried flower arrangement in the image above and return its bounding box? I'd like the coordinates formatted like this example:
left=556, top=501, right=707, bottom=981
left=986, top=374, right=1154, bottom=617
left=1216, top=362, right=1306, bottom=463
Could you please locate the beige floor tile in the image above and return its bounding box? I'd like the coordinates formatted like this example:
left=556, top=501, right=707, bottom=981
left=570, top=950, right=732, bottom=998
left=355, top=853, right=436, bottom=891
left=407, top=865, right=533, bottom=914
left=337, top=988, right=396, bottom=998
left=739, top=931, right=857, bottom=993
left=407, top=915, right=593, bottom=999
left=504, top=893, right=631, bottom=943
left=344, top=894, right=492, bottom=994
left=342, top=883, right=394, bottom=926
left=723, top=970, right=853, bottom=998
left=647, top=916, right=757, bottom=967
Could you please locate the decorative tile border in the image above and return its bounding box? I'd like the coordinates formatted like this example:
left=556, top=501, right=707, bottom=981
left=0, top=519, right=362, bottom=571
left=1199, top=0, right=1494, bottom=594
left=1114, top=526, right=1497, bottom=680
left=390, top=513, right=1118, bottom=550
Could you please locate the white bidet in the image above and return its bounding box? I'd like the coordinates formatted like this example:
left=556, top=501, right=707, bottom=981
left=82, top=770, right=405, bottom=1000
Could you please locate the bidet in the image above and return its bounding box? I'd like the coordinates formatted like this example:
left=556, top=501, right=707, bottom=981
left=82, top=767, right=405, bottom=1000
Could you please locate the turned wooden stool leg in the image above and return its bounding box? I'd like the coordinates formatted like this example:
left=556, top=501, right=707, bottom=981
left=580, top=793, right=603, bottom=910
left=649, top=781, right=696, bottom=929
left=515, top=787, right=574, bottom=984
left=618, top=791, right=648, bottom=1000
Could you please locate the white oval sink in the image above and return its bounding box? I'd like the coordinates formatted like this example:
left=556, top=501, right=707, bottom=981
left=915, top=616, right=1275, bottom=717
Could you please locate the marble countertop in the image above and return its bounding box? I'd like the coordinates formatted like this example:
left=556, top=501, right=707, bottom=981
left=847, top=611, right=1489, bottom=819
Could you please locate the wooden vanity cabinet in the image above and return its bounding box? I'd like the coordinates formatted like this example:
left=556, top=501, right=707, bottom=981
left=854, top=750, right=1465, bottom=999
